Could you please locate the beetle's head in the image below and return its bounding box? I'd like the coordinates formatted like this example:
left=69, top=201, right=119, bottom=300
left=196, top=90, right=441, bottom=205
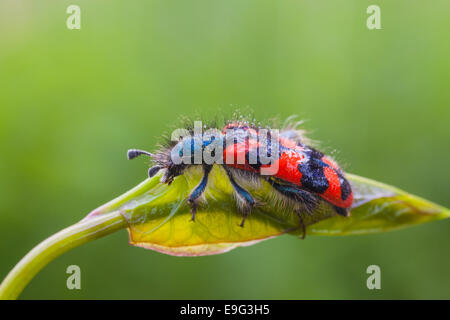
left=126, top=137, right=197, bottom=185
left=127, top=132, right=221, bottom=185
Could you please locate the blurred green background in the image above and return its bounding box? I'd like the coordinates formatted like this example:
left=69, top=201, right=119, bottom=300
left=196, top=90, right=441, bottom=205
left=1, top=0, right=449, bottom=299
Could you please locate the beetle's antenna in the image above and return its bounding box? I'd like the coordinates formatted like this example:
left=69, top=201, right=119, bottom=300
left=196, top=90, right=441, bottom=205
left=127, top=149, right=153, bottom=160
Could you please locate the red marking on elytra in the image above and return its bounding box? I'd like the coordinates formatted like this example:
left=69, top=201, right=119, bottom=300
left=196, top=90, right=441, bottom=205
left=321, top=165, right=353, bottom=208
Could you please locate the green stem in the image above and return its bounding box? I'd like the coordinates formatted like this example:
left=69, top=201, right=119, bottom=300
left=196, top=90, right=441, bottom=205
left=0, top=211, right=127, bottom=300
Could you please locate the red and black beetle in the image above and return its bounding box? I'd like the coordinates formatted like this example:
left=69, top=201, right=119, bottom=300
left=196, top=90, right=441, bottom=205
left=127, top=118, right=353, bottom=237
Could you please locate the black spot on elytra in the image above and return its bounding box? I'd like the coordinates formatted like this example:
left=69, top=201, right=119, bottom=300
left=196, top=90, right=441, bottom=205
left=308, top=147, right=324, bottom=159
left=339, top=176, right=352, bottom=201
left=298, top=158, right=329, bottom=194
left=245, top=151, right=262, bottom=171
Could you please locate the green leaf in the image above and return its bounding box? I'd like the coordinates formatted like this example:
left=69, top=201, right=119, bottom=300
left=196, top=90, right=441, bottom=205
left=84, top=166, right=450, bottom=256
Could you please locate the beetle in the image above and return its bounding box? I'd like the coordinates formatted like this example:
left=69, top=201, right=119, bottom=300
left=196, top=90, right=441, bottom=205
left=127, top=118, right=353, bottom=238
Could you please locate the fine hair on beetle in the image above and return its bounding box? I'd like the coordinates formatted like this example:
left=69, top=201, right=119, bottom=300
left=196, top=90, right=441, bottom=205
left=127, top=115, right=353, bottom=238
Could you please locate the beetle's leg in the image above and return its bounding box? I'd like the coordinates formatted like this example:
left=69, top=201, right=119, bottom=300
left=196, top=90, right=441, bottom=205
left=223, top=167, right=255, bottom=227
left=187, top=165, right=212, bottom=221
left=268, top=180, right=317, bottom=213
left=294, top=209, right=306, bottom=240
left=268, top=180, right=319, bottom=239
left=148, top=166, right=161, bottom=178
